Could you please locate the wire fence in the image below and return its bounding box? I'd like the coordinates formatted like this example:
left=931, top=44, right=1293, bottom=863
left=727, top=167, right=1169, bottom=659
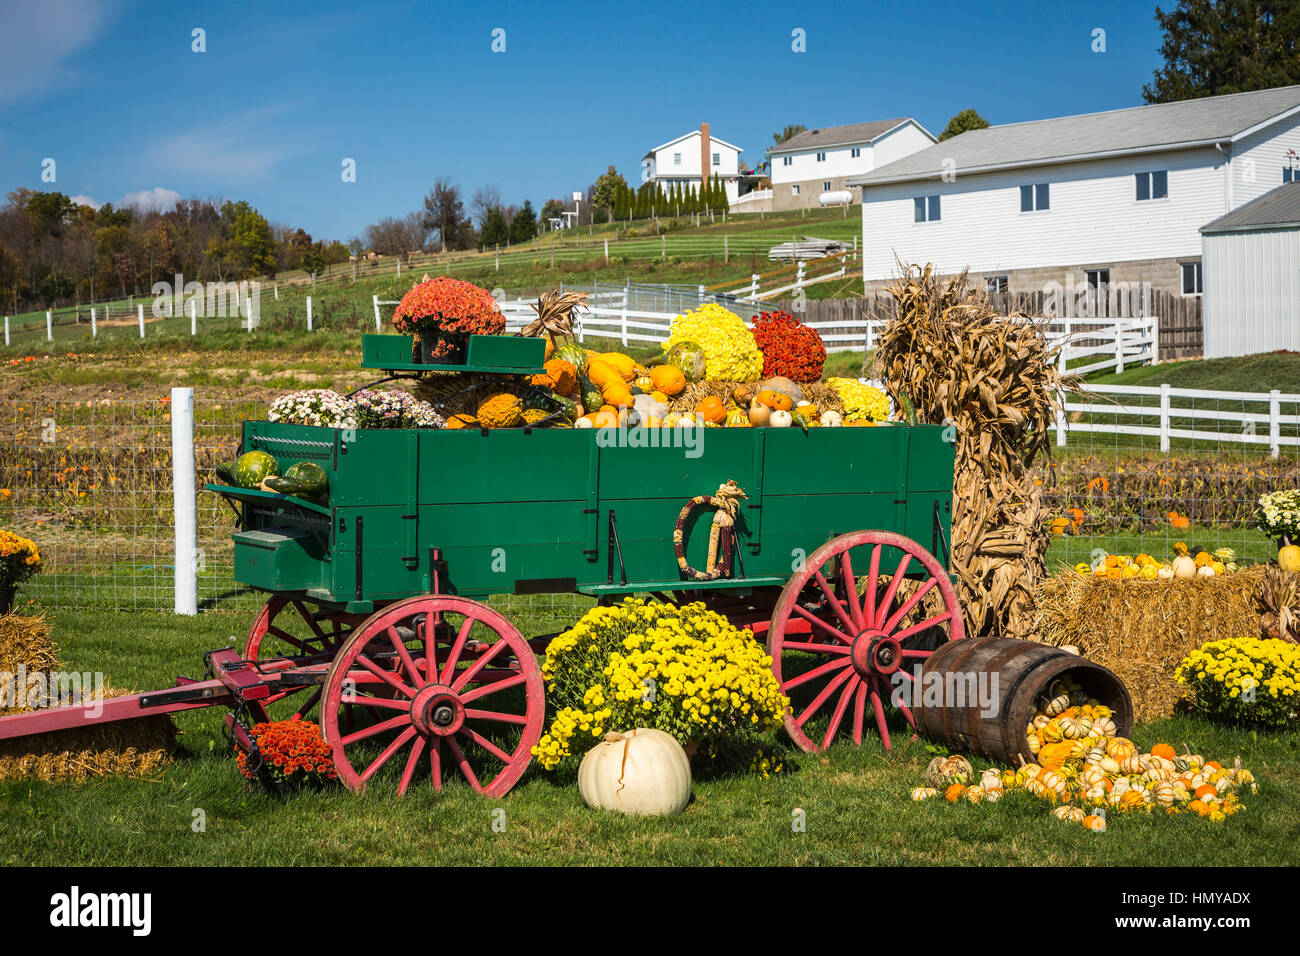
left=4, top=383, right=1296, bottom=614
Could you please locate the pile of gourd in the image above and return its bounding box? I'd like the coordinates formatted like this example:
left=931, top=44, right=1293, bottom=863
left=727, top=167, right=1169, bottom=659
left=910, top=676, right=1256, bottom=831
left=1076, top=548, right=1239, bottom=581
left=532, top=340, right=887, bottom=430
left=214, top=450, right=329, bottom=504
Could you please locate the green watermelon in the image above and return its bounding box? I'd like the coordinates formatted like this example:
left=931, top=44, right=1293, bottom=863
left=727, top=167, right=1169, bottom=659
left=231, top=450, right=279, bottom=488
left=264, top=461, right=328, bottom=502
left=553, top=343, right=588, bottom=373
left=214, top=461, right=237, bottom=485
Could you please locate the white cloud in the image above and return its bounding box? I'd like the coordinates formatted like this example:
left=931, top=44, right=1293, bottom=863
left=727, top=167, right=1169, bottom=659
left=0, top=0, right=121, bottom=104
left=155, top=106, right=299, bottom=181
left=120, top=187, right=181, bottom=212
left=69, top=194, right=101, bottom=210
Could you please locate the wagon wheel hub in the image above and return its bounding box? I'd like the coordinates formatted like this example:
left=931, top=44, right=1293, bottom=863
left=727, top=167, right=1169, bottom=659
left=851, top=631, right=903, bottom=678
left=411, top=685, right=464, bottom=737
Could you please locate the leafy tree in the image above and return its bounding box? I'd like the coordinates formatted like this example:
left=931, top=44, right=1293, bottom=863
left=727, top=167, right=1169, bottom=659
left=772, top=124, right=807, bottom=146
left=422, top=179, right=473, bottom=251
left=509, top=201, right=538, bottom=244
left=938, top=109, right=990, bottom=141
left=541, top=198, right=565, bottom=226
left=592, top=165, right=627, bottom=219
left=1143, top=0, right=1300, bottom=102
left=301, top=241, right=329, bottom=276
left=225, top=203, right=276, bottom=276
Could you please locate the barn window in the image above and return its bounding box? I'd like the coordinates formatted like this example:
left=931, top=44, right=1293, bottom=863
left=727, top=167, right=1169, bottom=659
left=1020, top=183, right=1050, bottom=211
left=823, top=181, right=831, bottom=191
left=1136, top=170, right=1168, bottom=200
left=851, top=147, right=862, bottom=158
left=792, top=185, right=800, bottom=195
left=783, top=156, right=792, bottom=166
left=1085, top=268, right=1110, bottom=290
left=673, top=153, right=681, bottom=166
left=987, top=275, right=1009, bottom=294
left=1181, top=261, right=1203, bottom=295
left=816, top=152, right=827, bottom=162
left=914, top=195, right=941, bottom=222
left=713, top=152, right=720, bottom=166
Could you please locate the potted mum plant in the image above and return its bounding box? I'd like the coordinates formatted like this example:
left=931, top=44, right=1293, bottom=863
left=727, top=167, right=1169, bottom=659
left=0, top=529, right=42, bottom=614
left=392, top=276, right=505, bottom=364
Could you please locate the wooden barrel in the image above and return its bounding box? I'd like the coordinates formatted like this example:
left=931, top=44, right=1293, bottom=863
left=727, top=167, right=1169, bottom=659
left=914, top=637, right=1133, bottom=765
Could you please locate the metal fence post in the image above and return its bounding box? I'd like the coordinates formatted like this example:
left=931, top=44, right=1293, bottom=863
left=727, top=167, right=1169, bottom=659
left=2, top=316, right=7, bottom=346
left=1269, top=389, right=1281, bottom=459
left=1159, top=383, right=1171, bottom=452
left=171, top=386, right=197, bottom=616
left=89, top=308, right=96, bottom=337
left=372, top=294, right=381, bottom=332
left=1056, top=389, right=1067, bottom=448
left=46, top=310, right=53, bottom=342
left=137, top=304, right=145, bottom=339
left=307, top=295, right=313, bottom=332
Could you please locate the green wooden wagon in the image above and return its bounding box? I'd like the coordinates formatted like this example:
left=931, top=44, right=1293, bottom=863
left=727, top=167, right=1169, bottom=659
left=200, top=334, right=963, bottom=796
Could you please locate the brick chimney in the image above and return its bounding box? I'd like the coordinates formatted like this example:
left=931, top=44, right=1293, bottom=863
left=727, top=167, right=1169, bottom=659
left=700, top=123, right=711, bottom=193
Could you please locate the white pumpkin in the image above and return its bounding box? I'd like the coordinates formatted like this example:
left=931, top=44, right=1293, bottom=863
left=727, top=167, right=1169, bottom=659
left=577, top=729, right=691, bottom=816
left=1197, top=564, right=1215, bottom=578
left=769, top=409, right=793, bottom=428
left=819, top=410, right=843, bottom=427
left=1157, top=566, right=1174, bottom=581
left=1171, top=555, right=1196, bottom=579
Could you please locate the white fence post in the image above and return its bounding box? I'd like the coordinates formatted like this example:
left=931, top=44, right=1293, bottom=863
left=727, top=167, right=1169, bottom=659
left=1114, top=319, right=1124, bottom=373
left=604, top=239, right=609, bottom=263
left=171, top=386, right=197, bottom=616
left=751, top=274, right=759, bottom=297
left=2, top=316, right=7, bottom=346
left=1058, top=317, right=1071, bottom=373
left=189, top=299, right=197, bottom=335
left=90, top=307, right=97, bottom=337
left=1056, top=389, right=1067, bottom=448
left=372, top=294, right=381, bottom=333
left=620, top=300, right=629, bottom=346
left=307, top=295, right=313, bottom=332
left=46, top=310, right=53, bottom=342
left=137, top=304, right=145, bottom=338
left=1270, top=389, right=1281, bottom=459
left=1159, top=383, right=1171, bottom=452
left=1149, top=314, right=1160, bottom=365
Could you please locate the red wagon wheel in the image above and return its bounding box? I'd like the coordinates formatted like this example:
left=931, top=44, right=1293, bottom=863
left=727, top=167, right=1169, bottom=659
left=321, top=595, right=545, bottom=798
left=767, top=530, right=964, bottom=753
left=243, top=596, right=365, bottom=719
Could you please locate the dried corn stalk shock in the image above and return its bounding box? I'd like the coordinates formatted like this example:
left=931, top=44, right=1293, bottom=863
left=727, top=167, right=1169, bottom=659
left=875, top=264, right=1074, bottom=641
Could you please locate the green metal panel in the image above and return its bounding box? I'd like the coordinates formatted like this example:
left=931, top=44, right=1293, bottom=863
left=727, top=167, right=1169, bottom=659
left=233, top=528, right=329, bottom=592
left=225, top=419, right=957, bottom=604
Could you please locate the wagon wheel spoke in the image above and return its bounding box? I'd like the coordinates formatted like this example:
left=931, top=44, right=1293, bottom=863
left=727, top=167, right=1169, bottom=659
left=292, top=600, right=328, bottom=640
left=387, top=626, right=423, bottom=687
left=445, top=737, right=483, bottom=793
left=458, top=726, right=514, bottom=765
left=451, top=639, right=509, bottom=692
left=361, top=727, right=418, bottom=784
left=292, top=687, right=323, bottom=721
left=820, top=675, right=860, bottom=750
left=781, top=640, right=850, bottom=655
left=458, top=671, right=526, bottom=705
left=869, top=677, right=892, bottom=750
left=465, top=708, right=529, bottom=726
left=398, top=737, right=427, bottom=797
left=430, top=739, right=443, bottom=792
left=791, top=603, right=854, bottom=644
left=423, top=613, right=439, bottom=680
left=882, top=576, right=937, bottom=635
left=873, top=554, right=912, bottom=629
left=440, top=617, right=474, bottom=683
left=780, top=655, right=850, bottom=694
left=341, top=713, right=412, bottom=747
left=354, top=653, right=416, bottom=698
left=839, top=551, right=865, bottom=630
left=852, top=681, right=867, bottom=745
left=863, top=545, right=881, bottom=630
left=795, top=666, right=855, bottom=729
left=893, top=612, right=953, bottom=643
left=811, top=570, right=855, bottom=632
left=346, top=693, right=410, bottom=711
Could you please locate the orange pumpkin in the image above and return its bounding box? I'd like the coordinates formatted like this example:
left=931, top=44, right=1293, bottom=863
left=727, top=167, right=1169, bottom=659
left=944, top=784, right=967, bottom=802
left=695, top=396, right=727, bottom=424
left=1188, top=799, right=1211, bottom=816
left=649, top=365, right=686, bottom=397
left=1150, top=743, right=1176, bottom=762
left=1194, top=784, right=1219, bottom=802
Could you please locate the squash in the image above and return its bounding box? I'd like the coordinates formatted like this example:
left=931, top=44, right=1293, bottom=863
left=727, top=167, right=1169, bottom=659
left=577, top=728, right=691, bottom=816
left=552, top=343, right=588, bottom=373
left=748, top=403, right=771, bottom=427
left=925, top=755, right=973, bottom=789
left=476, top=393, right=523, bottom=428
left=1082, top=813, right=1107, bottom=831
left=1279, top=544, right=1300, bottom=572
left=769, top=409, right=792, bottom=428
left=1171, top=554, right=1196, bottom=579
left=725, top=406, right=751, bottom=427
left=944, top=784, right=967, bottom=802
left=660, top=341, right=706, bottom=382
left=262, top=461, right=329, bottom=502
left=597, top=352, right=637, bottom=381
left=1149, top=742, right=1176, bottom=762
left=910, top=787, right=938, bottom=801
left=649, top=364, right=686, bottom=397
left=530, top=358, right=577, bottom=395
left=695, top=396, right=727, bottom=424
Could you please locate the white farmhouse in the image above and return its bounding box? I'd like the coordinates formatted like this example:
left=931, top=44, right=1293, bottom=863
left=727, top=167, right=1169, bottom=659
left=847, top=86, right=1300, bottom=298
left=768, top=119, right=935, bottom=210
left=643, top=124, right=743, bottom=205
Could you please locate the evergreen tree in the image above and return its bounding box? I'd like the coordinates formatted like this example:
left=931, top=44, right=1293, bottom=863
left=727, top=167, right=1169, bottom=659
left=481, top=206, right=510, bottom=247
left=509, top=201, right=537, bottom=244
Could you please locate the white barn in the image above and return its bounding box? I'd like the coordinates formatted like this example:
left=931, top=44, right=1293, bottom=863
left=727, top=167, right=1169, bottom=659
left=847, top=86, right=1300, bottom=298
left=1201, top=181, right=1300, bottom=358
left=768, top=119, right=935, bottom=210
left=643, top=124, right=743, bottom=204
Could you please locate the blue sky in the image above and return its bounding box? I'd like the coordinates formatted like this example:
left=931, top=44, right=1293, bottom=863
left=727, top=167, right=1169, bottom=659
left=0, top=0, right=1167, bottom=240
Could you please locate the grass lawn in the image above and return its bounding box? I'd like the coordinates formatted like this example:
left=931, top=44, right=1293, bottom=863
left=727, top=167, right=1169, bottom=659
left=0, top=605, right=1296, bottom=866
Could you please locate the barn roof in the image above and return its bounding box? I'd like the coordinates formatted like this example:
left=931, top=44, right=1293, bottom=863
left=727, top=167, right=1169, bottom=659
left=1202, top=181, right=1300, bottom=233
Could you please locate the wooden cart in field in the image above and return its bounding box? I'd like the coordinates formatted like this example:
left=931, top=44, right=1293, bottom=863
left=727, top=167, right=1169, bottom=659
left=0, top=334, right=967, bottom=797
